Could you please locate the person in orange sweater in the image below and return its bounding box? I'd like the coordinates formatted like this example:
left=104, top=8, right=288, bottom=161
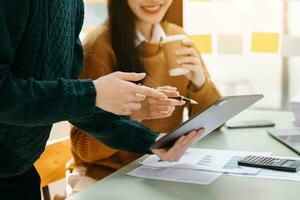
left=70, top=0, right=221, bottom=181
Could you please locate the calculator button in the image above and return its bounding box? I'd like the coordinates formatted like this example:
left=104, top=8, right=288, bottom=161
left=278, top=160, right=287, bottom=165
left=247, top=157, right=258, bottom=163
left=243, top=156, right=253, bottom=162
left=248, top=156, right=257, bottom=161
left=268, top=159, right=278, bottom=165
left=258, top=157, right=269, bottom=164
left=273, top=159, right=282, bottom=164
left=262, top=158, right=273, bottom=165
left=251, top=156, right=261, bottom=163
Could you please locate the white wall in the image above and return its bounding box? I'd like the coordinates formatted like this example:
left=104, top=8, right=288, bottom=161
left=288, top=1, right=300, bottom=101
left=183, top=0, right=300, bottom=110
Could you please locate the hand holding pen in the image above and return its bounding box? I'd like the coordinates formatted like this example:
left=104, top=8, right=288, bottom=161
left=130, top=86, right=186, bottom=122
left=138, top=84, right=198, bottom=104
left=156, top=86, right=198, bottom=105
left=169, top=95, right=198, bottom=104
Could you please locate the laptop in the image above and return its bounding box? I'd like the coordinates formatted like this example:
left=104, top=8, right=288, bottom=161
left=268, top=129, right=300, bottom=155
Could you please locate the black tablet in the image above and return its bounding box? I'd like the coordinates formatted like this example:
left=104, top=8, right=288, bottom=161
left=150, top=94, right=263, bottom=149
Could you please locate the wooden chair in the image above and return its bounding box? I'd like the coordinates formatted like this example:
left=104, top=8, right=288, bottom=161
left=35, top=137, right=72, bottom=200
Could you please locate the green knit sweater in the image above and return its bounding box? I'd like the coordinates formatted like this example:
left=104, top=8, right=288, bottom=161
left=0, top=0, right=158, bottom=177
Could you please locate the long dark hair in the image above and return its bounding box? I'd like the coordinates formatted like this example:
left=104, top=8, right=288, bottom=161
left=108, top=0, right=145, bottom=74
left=108, top=0, right=169, bottom=75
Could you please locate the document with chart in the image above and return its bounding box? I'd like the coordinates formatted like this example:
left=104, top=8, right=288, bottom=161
left=141, top=148, right=272, bottom=174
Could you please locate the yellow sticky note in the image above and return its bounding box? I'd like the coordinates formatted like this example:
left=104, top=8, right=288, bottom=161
left=251, top=32, right=279, bottom=53
left=190, top=35, right=212, bottom=54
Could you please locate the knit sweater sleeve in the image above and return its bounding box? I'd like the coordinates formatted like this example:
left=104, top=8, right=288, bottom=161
left=70, top=110, right=158, bottom=154
left=0, top=3, right=97, bottom=126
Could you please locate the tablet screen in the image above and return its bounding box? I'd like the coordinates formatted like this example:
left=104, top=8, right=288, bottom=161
left=151, top=94, right=263, bottom=149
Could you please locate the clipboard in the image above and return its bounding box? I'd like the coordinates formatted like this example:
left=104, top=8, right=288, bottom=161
left=150, top=94, right=263, bottom=149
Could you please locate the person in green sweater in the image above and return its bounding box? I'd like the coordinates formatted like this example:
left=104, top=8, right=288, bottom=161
left=0, top=1, right=203, bottom=199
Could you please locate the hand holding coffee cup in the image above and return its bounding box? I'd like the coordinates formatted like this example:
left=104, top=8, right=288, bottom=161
left=162, top=35, right=206, bottom=89
left=176, top=38, right=206, bottom=89
left=162, top=35, right=191, bottom=76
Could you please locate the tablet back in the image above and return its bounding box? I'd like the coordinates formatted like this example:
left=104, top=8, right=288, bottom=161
left=150, top=94, right=263, bottom=149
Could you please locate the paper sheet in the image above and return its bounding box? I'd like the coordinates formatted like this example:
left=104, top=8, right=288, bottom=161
left=229, top=156, right=300, bottom=182
left=141, top=148, right=272, bottom=174
left=127, top=166, right=222, bottom=185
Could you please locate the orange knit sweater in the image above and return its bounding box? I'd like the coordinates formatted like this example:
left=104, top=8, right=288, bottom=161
left=70, top=22, right=221, bottom=180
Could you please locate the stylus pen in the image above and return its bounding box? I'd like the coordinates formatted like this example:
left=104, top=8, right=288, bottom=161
left=138, top=84, right=198, bottom=104
left=170, top=96, right=198, bottom=104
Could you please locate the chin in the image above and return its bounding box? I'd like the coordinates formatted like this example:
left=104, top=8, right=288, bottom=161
left=144, top=17, right=165, bottom=25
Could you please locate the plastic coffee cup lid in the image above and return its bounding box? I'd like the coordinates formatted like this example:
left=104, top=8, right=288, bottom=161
left=169, top=68, right=190, bottom=76
left=162, top=34, right=188, bottom=44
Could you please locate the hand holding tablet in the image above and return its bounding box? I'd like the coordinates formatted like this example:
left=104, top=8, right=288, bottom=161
left=151, top=94, right=263, bottom=149
left=152, top=129, right=205, bottom=162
